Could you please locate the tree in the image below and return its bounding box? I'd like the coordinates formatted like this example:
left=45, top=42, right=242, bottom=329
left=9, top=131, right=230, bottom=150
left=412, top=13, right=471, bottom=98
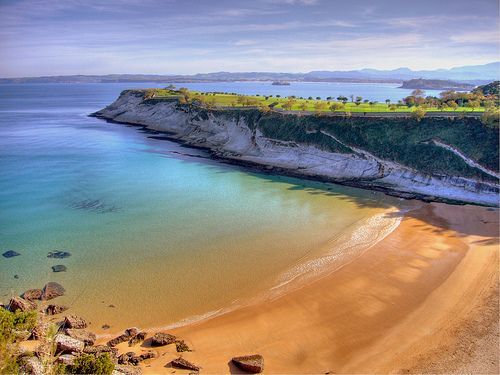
left=299, top=102, right=308, bottom=111
left=385, top=99, right=391, bottom=105
left=467, top=100, right=480, bottom=111
left=412, top=107, right=427, bottom=121
left=330, top=102, right=344, bottom=112
left=281, top=99, right=296, bottom=111
left=337, top=96, right=348, bottom=103
left=316, top=96, right=321, bottom=100
left=314, top=101, right=328, bottom=114
left=389, top=104, right=397, bottom=112
left=481, top=108, right=500, bottom=128
left=447, top=100, right=458, bottom=111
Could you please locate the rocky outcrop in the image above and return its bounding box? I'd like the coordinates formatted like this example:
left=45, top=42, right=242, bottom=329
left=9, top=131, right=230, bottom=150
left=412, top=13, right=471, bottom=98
left=21, top=289, right=42, bottom=301
left=45, top=304, right=68, bottom=315
left=151, top=332, right=176, bottom=346
left=41, top=282, right=65, bottom=300
left=54, top=334, right=85, bottom=354
left=169, top=357, right=200, bottom=371
left=93, top=91, right=499, bottom=206
left=64, top=315, right=88, bottom=329
left=8, top=296, right=36, bottom=312
left=2, top=250, right=20, bottom=258
left=128, top=331, right=147, bottom=346
left=113, top=364, right=142, bottom=375
left=232, top=354, right=264, bottom=373
left=65, top=328, right=96, bottom=345
left=107, top=328, right=140, bottom=347
left=118, top=351, right=155, bottom=365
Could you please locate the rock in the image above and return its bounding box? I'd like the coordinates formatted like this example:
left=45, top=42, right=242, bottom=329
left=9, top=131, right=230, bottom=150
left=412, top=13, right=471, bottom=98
left=52, top=265, right=67, bottom=272
left=128, top=331, right=147, bottom=346
left=83, top=344, right=118, bottom=358
left=107, top=327, right=139, bottom=347
left=118, top=351, right=155, bottom=366
left=102, top=324, right=111, bottom=330
left=232, top=354, right=264, bottom=373
left=14, top=274, right=19, bottom=279
left=2, top=250, right=20, bottom=258
left=113, top=364, right=142, bottom=375
left=64, top=315, right=88, bottom=329
left=21, top=289, right=43, bottom=301
left=151, top=332, right=176, bottom=346
left=22, top=356, right=43, bottom=375
left=170, top=357, right=200, bottom=371
left=65, top=328, right=96, bottom=345
left=8, top=296, right=36, bottom=312
left=54, top=334, right=85, bottom=354
left=47, top=251, right=71, bottom=259
left=175, top=340, right=191, bottom=352
left=31, top=321, right=51, bottom=340
left=41, top=282, right=65, bottom=300
left=45, top=304, right=68, bottom=315
left=56, top=354, right=76, bottom=365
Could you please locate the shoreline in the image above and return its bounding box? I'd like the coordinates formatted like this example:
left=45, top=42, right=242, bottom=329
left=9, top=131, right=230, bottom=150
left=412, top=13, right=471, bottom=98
left=114, top=201, right=497, bottom=373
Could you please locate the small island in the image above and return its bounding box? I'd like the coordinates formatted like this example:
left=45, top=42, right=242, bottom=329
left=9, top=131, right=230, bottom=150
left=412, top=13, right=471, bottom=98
left=399, top=78, right=474, bottom=91
left=272, top=81, right=290, bottom=86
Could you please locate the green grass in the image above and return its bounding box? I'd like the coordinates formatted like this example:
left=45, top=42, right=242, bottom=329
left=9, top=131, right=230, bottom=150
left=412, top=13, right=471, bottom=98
left=149, top=89, right=486, bottom=113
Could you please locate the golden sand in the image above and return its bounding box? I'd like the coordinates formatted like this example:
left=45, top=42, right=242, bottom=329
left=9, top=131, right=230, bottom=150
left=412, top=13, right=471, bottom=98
left=109, top=202, right=499, bottom=374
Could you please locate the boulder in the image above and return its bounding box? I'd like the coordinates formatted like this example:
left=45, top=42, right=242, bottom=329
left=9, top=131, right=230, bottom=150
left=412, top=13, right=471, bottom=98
left=56, top=354, right=76, bottom=366
left=170, top=357, right=200, bottom=371
left=113, top=364, right=142, bottom=375
left=64, top=315, right=88, bottom=329
left=31, top=321, right=51, bottom=340
left=45, top=304, right=68, bottom=315
left=65, top=328, right=96, bottom=345
left=83, top=344, right=118, bottom=359
left=22, top=356, right=43, bottom=375
left=8, top=296, right=36, bottom=312
left=128, top=331, right=147, bottom=346
left=2, top=250, right=20, bottom=258
left=41, top=282, right=65, bottom=300
left=232, top=354, right=264, bottom=373
left=151, top=332, right=176, bottom=346
left=54, top=334, right=85, bottom=354
left=47, top=251, right=71, bottom=259
left=21, top=289, right=42, bottom=301
left=175, top=340, right=191, bottom=352
left=124, top=327, right=140, bottom=337
left=52, top=265, right=67, bottom=272
left=118, top=351, right=155, bottom=366
left=107, top=328, right=139, bottom=347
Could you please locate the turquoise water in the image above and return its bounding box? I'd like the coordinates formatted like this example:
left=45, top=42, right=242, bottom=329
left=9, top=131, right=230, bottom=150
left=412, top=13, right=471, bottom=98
left=0, top=83, right=396, bottom=331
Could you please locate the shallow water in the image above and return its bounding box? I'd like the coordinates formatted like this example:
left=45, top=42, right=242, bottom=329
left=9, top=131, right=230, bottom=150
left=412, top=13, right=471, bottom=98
left=0, top=83, right=401, bottom=331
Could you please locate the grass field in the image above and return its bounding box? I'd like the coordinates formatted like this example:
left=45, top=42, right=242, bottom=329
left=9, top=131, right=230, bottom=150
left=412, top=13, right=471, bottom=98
left=148, top=89, right=485, bottom=113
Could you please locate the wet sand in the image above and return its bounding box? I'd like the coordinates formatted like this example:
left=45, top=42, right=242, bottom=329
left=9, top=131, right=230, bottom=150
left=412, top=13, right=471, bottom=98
left=123, top=202, right=499, bottom=373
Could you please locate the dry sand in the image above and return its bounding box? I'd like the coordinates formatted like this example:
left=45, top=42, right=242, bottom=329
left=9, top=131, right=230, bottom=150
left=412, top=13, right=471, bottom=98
left=106, top=202, right=499, bottom=374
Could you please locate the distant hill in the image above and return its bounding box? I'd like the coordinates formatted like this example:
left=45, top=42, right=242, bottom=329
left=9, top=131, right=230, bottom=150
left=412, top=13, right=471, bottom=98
left=399, top=79, right=475, bottom=91
left=473, top=81, right=499, bottom=96
left=0, top=62, right=498, bottom=84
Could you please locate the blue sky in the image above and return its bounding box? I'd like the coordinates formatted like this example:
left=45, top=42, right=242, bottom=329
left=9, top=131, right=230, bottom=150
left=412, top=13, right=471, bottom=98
left=0, top=0, right=498, bottom=77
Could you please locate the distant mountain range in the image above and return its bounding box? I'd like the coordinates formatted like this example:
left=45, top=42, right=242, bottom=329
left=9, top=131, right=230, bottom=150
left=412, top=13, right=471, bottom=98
left=1, top=62, right=498, bottom=84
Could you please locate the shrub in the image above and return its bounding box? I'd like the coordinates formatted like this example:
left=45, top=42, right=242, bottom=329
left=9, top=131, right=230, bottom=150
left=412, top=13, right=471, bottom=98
left=69, top=353, right=114, bottom=375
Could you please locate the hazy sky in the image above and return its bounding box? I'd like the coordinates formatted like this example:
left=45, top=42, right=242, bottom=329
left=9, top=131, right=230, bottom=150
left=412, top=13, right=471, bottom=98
left=0, top=0, right=498, bottom=77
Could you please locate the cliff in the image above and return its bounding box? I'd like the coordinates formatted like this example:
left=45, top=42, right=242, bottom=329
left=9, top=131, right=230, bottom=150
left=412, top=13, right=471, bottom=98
left=92, top=90, right=499, bottom=206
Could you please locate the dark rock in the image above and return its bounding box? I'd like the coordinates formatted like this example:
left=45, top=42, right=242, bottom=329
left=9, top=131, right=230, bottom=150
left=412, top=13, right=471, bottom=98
left=128, top=331, right=147, bottom=346
left=22, top=289, right=43, bottom=301
left=65, top=328, right=96, bottom=345
left=14, top=275, right=19, bottom=279
left=52, top=265, right=67, bottom=272
left=119, top=351, right=155, bottom=366
left=47, top=251, right=71, bottom=259
left=232, top=354, right=264, bottom=373
left=45, top=304, right=68, bottom=315
left=102, top=324, right=111, bottom=330
left=2, top=250, right=20, bottom=258
left=107, top=327, right=139, bottom=347
left=151, top=332, right=176, bottom=346
left=83, top=345, right=118, bottom=358
left=170, top=357, right=200, bottom=371
left=64, top=315, right=88, bottom=329
left=175, top=340, right=191, bottom=352
left=41, top=282, right=65, bottom=300
left=54, top=334, right=85, bottom=353
left=8, top=296, right=36, bottom=312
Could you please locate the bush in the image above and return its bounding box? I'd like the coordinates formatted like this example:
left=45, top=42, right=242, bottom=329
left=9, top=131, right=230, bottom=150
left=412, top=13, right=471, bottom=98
left=69, top=353, right=114, bottom=375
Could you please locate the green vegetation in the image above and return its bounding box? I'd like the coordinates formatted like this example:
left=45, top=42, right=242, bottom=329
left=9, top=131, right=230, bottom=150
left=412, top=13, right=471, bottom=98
left=69, top=353, right=114, bottom=375
left=145, top=84, right=498, bottom=116
left=0, top=309, right=37, bottom=374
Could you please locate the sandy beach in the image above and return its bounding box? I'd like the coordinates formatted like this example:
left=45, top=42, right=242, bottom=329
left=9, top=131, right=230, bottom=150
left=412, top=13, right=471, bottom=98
left=105, top=202, right=499, bottom=374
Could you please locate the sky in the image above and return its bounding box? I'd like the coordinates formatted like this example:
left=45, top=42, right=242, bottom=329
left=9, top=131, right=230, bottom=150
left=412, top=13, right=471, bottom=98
left=0, top=0, right=498, bottom=77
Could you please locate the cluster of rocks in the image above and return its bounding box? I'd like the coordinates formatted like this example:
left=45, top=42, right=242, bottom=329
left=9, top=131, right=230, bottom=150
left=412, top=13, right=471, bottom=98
left=4, top=281, right=265, bottom=374
left=2, top=249, right=71, bottom=274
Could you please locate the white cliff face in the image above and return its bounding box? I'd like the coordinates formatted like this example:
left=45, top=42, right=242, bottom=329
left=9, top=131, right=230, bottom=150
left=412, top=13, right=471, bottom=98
left=93, top=91, right=499, bottom=206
